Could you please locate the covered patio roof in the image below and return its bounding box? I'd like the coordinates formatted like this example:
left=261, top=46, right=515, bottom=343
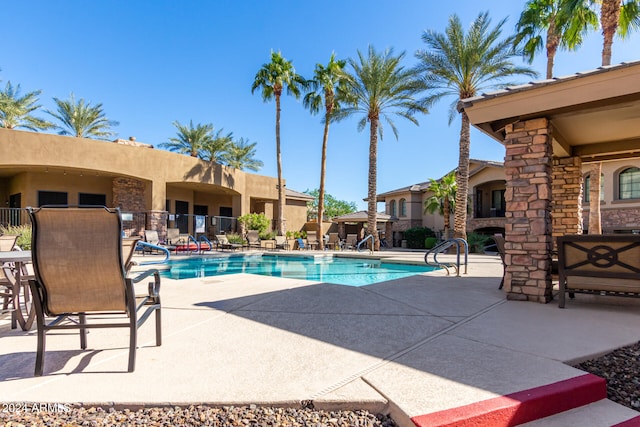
left=459, top=60, right=640, bottom=163
left=332, top=211, right=396, bottom=223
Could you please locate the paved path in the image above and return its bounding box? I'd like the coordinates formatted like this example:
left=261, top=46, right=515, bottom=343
left=0, top=251, right=638, bottom=426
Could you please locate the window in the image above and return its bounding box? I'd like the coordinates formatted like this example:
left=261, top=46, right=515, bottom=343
left=400, top=199, right=407, bottom=217
left=389, top=200, right=396, bottom=217
left=78, top=193, right=106, bottom=206
left=583, top=174, right=604, bottom=202
left=491, top=190, right=506, bottom=217
left=619, top=167, right=640, bottom=200
left=38, top=191, right=68, bottom=207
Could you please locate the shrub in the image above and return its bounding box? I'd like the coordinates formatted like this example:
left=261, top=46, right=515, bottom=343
left=466, top=232, right=492, bottom=253
left=237, top=213, right=270, bottom=233
left=225, top=233, right=245, bottom=245
left=403, top=227, right=435, bottom=249
left=259, top=231, right=276, bottom=240
left=0, top=224, right=32, bottom=250
left=424, top=236, right=438, bottom=249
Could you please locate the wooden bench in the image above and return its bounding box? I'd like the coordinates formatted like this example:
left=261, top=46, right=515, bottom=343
left=556, top=234, right=640, bottom=308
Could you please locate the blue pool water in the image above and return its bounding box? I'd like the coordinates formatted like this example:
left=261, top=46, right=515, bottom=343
left=161, top=254, right=437, bottom=286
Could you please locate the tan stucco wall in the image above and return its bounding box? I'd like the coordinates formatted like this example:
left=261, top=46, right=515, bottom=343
left=285, top=199, right=309, bottom=233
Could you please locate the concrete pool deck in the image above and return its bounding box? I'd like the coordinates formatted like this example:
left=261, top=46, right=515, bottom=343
left=1, top=250, right=639, bottom=426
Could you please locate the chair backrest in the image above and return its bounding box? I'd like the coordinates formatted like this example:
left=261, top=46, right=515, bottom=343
left=346, top=234, right=357, bottom=245
left=557, top=234, right=640, bottom=279
left=216, top=235, right=229, bottom=244
left=306, top=231, right=318, bottom=243
left=0, top=234, right=19, bottom=251
left=122, top=237, right=141, bottom=272
left=493, top=234, right=505, bottom=262
left=166, top=228, right=180, bottom=244
left=28, top=206, right=129, bottom=316
left=328, top=233, right=339, bottom=244
left=247, top=230, right=260, bottom=243
left=296, top=237, right=305, bottom=249
left=275, top=235, right=286, bottom=245
left=145, top=230, right=160, bottom=245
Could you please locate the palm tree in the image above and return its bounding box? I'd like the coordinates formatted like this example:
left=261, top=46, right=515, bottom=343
left=424, top=172, right=457, bottom=239
left=200, top=129, right=233, bottom=163
left=515, top=0, right=597, bottom=78
left=416, top=12, right=538, bottom=239
left=160, top=120, right=214, bottom=157
left=223, top=138, right=264, bottom=171
left=337, top=45, right=427, bottom=250
left=0, top=82, right=53, bottom=131
left=47, top=93, right=118, bottom=139
left=303, top=53, right=351, bottom=249
left=251, top=51, right=307, bottom=236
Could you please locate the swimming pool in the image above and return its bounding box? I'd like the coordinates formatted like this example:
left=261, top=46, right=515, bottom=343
left=161, top=254, right=437, bottom=286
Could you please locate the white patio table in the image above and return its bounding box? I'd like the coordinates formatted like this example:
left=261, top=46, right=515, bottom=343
left=0, top=250, right=34, bottom=331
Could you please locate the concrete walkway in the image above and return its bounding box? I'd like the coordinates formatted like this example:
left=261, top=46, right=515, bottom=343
left=1, top=251, right=639, bottom=426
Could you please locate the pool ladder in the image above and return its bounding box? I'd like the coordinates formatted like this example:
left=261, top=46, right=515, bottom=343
left=424, top=238, right=468, bottom=277
left=357, top=234, right=375, bottom=254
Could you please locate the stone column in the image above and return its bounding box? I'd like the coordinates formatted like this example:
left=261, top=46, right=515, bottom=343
left=503, top=118, right=553, bottom=303
left=552, top=157, right=583, bottom=243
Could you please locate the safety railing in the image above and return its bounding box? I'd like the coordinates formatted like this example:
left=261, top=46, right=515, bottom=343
left=424, top=238, right=468, bottom=277
left=357, top=234, right=375, bottom=253
left=135, top=241, right=171, bottom=265
left=198, top=235, right=214, bottom=253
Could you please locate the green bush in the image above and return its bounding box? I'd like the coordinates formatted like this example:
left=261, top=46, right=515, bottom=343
left=466, top=232, right=492, bottom=253
left=0, top=224, right=32, bottom=250
left=424, top=236, right=438, bottom=249
left=285, top=230, right=305, bottom=239
left=403, top=227, right=435, bottom=249
left=259, top=231, right=276, bottom=240
left=237, top=212, right=270, bottom=233
left=225, top=233, right=245, bottom=245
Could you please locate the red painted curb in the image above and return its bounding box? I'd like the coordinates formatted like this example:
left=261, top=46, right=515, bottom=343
left=411, top=373, right=606, bottom=427
left=612, top=416, right=640, bottom=427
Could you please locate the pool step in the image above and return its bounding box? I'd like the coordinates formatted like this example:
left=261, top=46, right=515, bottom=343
left=519, top=399, right=640, bottom=426
left=410, top=374, right=625, bottom=427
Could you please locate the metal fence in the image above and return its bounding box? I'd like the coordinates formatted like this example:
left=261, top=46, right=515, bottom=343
left=0, top=208, right=30, bottom=228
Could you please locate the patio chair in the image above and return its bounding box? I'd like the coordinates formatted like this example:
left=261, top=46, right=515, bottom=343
left=0, top=234, right=19, bottom=251
left=215, top=234, right=243, bottom=251
left=274, top=235, right=289, bottom=250
left=296, top=237, right=307, bottom=250
left=306, top=231, right=319, bottom=250
left=27, top=206, right=161, bottom=376
left=493, top=234, right=506, bottom=290
left=166, top=228, right=181, bottom=245
left=344, top=234, right=358, bottom=250
left=246, top=230, right=261, bottom=250
left=327, top=233, right=340, bottom=250
left=122, top=236, right=141, bottom=274
left=144, top=230, right=176, bottom=254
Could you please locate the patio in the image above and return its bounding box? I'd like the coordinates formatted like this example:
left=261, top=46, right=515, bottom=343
left=1, top=251, right=638, bottom=426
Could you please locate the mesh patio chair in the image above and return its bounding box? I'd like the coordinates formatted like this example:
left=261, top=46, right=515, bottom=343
left=493, top=234, right=506, bottom=290
left=27, top=206, right=161, bottom=376
left=306, top=231, right=319, bottom=250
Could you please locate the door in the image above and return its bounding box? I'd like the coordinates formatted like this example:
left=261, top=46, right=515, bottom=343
left=175, top=200, right=189, bottom=234
left=8, top=193, right=21, bottom=226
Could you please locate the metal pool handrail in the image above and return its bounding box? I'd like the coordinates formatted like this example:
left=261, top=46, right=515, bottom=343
left=135, top=241, right=171, bottom=265
left=357, top=234, right=375, bottom=253
left=198, top=235, right=213, bottom=253
left=424, top=238, right=468, bottom=277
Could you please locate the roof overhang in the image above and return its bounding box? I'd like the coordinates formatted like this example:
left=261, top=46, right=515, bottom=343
left=459, top=61, right=640, bottom=163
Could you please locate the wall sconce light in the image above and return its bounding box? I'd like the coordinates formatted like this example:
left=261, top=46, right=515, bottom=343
left=63, top=170, right=67, bottom=176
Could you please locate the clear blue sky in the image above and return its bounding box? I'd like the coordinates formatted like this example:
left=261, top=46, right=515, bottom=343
left=1, top=1, right=638, bottom=210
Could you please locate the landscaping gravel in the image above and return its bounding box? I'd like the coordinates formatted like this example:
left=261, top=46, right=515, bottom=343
left=574, top=340, right=640, bottom=412
left=0, top=404, right=398, bottom=427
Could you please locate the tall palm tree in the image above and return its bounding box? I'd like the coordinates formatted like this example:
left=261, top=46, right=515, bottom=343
left=416, top=12, right=538, bottom=239
left=424, top=172, right=457, bottom=240
left=223, top=138, right=264, bottom=171
left=159, top=120, right=214, bottom=157
left=0, top=82, right=53, bottom=131
left=303, top=53, right=351, bottom=249
left=47, top=93, right=118, bottom=139
left=251, top=51, right=306, bottom=236
left=515, top=0, right=597, bottom=78
left=337, top=45, right=427, bottom=250
left=200, top=129, right=233, bottom=163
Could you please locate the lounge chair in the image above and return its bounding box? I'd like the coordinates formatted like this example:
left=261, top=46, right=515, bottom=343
left=27, top=206, right=161, bottom=376
left=296, top=237, right=307, bottom=250
left=246, top=230, right=261, bottom=250
left=306, top=231, right=319, bottom=250
left=144, top=230, right=176, bottom=254
left=344, top=234, right=358, bottom=250
left=215, top=234, right=243, bottom=251
left=274, top=235, right=289, bottom=250
left=166, top=228, right=181, bottom=245
left=327, top=233, right=340, bottom=250
left=0, top=234, right=19, bottom=251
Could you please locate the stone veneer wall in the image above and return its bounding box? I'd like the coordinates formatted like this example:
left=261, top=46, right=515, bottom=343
left=503, top=118, right=553, bottom=303
left=584, top=207, right=640, bottom=232
left=551, top=157, right=583, bottom=243
left=112, top=177, right=146, bottom=212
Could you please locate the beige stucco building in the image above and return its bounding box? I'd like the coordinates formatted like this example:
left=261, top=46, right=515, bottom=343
left=0, top=128, right=312, bottom=238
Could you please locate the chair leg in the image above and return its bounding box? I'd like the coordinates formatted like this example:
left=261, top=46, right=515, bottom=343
left=128, top=316, right=137, bottom=373
left=155, top=307, right=162, bottom=346
left=79, top=313, right=87, bottom=349
left=29, top=280, right=46, bottom=376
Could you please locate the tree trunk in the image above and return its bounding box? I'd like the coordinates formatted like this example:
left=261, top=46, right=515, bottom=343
left=443, top=197, right=450, bottom=240
left=600, top=0, right=621, bottom=66
left=545, top=21, right=560, bottom=79
left=368, top=118, right=379, bottom=251
left=588, top=162, right=602, bottom=234
left=275, top=95, right=286, bottom=236
left=317, top=110, right=331, bottom=250
left=453, top=111, right=470, bottom=239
